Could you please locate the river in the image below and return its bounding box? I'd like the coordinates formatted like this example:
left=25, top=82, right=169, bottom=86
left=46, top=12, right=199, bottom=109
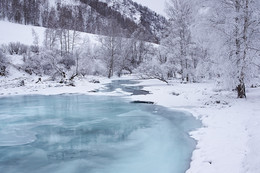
left=0, top=80, right=201, bottom=173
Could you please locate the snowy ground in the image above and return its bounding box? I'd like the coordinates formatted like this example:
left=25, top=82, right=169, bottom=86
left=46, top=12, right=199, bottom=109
left=0, top=74, right=259, bottom=173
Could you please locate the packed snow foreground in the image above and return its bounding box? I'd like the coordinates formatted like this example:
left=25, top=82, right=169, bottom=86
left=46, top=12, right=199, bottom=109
left=1, top=73, right=260, bottom=173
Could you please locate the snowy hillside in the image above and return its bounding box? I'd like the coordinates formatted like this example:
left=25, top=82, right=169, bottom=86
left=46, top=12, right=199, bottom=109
left=0, top=21, right=100, bottom=46
left=100, top=0, right=167, bottom=38
left=0, top=0, right=168, bottom=43
left=0, top=21, right=45, bottom=46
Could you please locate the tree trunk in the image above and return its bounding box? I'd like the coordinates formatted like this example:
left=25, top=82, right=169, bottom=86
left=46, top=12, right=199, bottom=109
left=237, top=81, right=246, bottom=98
left=237, top=0, right=249, bottom=99
left=108, top=67, right=113, bottom=78
left=108, top=54, right=114, bottom=78
left=108, top=56, right=114, bottom=79
left=60, top=30, right=63, bottom=56
left=67, top=30, right=70, bottom=54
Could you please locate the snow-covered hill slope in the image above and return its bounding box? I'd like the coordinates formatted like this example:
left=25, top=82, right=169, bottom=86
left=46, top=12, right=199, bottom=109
left=0, top=0, right=167, bottom=43
left=0, top=21, right=45, bottom=46
left=0, top=21, right=100, bottom=46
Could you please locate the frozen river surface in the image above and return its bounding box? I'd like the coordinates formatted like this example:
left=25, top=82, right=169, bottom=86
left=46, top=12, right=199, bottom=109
left=0, top=94, right=200, bottom=173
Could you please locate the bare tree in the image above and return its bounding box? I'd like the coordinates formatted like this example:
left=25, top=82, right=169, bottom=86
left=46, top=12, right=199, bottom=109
left=99, top=36, right=121, bottom=78
left=44, top=28, right=58, bottom=50
left=99, top=20, right=122, bottom=78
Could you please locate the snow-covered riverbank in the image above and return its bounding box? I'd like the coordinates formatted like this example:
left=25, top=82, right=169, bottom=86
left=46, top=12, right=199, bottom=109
left=127, top=78, right=260, bottom=173
left=0, top=75, right=259, bottom=173
left=87, top=76, right=260, bottom=173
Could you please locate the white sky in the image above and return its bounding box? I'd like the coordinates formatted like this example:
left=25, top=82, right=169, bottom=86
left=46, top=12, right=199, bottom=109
left=132, top=0, right=167, bottom=16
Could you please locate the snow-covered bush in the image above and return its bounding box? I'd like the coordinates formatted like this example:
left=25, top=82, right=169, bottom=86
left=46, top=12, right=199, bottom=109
left=78, top=58, right=103, bottom=76
left=8, top=42, right=20, bottom=55
left=22, top=49, right=58, bottom=77
left=8, top=42, right=28, bottom=55
left=135, top=56, right=169, bottom=83
left=59, top=54, right=76, bottom=70
left=40, top=51, right=66, bottom=79
left=77, top=47, right=107, bottom=76
left=23, top=53, right=43, bottom=75
left=30, top=45, right=39, bottom=54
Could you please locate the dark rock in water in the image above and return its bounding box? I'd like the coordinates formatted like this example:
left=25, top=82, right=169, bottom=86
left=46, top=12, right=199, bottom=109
left=131, top=101, right=154, bottom=104
left=90, top=79, right=100, bottom=84
left=131, top=90, right=150, bottom=95
left=89, top=89, right=99, bottom=93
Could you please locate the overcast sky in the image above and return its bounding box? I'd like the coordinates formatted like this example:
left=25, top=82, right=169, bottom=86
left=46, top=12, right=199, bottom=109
left=132, top=0, right=167, bottom=16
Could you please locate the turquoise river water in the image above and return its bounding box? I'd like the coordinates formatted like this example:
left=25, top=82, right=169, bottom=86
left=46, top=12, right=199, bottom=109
left=0, top=82, right=200, bottom=173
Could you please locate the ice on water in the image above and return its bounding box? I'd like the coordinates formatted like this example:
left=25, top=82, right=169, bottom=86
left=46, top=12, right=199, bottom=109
left=0, top=95, right=200, bottom=173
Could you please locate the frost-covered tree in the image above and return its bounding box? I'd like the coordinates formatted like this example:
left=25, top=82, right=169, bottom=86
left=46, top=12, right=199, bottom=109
left=44, top=28, right=59, bottom=50
left=163, top=0, right=196, bottom=82
left=31, top=29, right=39, bottom=53
left=116, top=39, right=134, bottom=76
left=26, top=28, right=77, bottom=81
left=98, top=20, right=123, bottom=78
left=77, top=40, right=106, bottom=77
left=205, top=0, right=260, bottom=98
left=99, top=35, right=122, bottom=78
left=48, top=28, right=80, bottom=57
left=59, top=29, right=80, bottom=55
left=135, top=45, right=170, bottom=83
